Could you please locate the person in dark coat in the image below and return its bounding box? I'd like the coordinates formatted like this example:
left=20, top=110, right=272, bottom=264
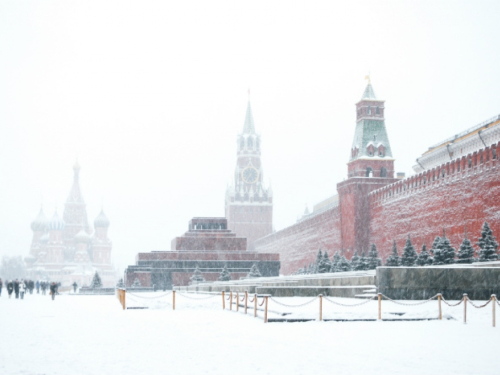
left=0, top=278, right=3, bottom=296
left=36, top=280, right=40, bottom=294
left=14, top=279, right=20, bottom=299
left=29, top=280, right=34, bottom=294
left=72, top=282, right=78, bottom=293
left=7, top=280, right=14, bottom=298
left=50, top=282, right=57, bottom=300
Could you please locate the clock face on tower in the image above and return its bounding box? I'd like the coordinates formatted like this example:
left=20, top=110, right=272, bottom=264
left=242, top=167, right=259, bottom=184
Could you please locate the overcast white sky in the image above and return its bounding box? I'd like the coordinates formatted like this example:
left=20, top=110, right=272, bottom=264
left=1, top=0, right=499, bottom=272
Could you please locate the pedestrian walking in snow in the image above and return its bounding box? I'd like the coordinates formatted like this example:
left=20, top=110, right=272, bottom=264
left=41, top=281, right=47, bottom=295
left=36, top=280, right=40, bottom=294
left=29, top=280, right=34, bottom=294
left=7, top=280, right=14, bottom=298
left=72, top=282, right=77, bottom=293
left=14, top=280, right=19, bottom=299
left=50, top=282, right=57, bottom=301
left=19, top=280, right=26, bottom=299
left=0, top=278, right=3, bottom=297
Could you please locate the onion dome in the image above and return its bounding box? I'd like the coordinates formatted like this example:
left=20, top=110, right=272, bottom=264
left=31, top=207, right=49, bottom=232
left=94, top=209, right=110, bottom=228
left=40, top=233, right=49, bottom=244
left=48, top=211, right=65, bottom=231
left=75, top=229, right=90, bottom=243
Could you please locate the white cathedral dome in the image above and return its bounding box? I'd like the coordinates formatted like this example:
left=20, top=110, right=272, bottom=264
left=31, top=208, right=49, bottom=232
left=48, top=211, right=65, bottom=231
left=94, top=209, right=110, bottom=228
left=75, top=229, right=90, bottom=243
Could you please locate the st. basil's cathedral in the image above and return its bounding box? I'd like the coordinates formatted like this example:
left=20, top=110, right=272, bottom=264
left=26, top=162, right=115, bottom=287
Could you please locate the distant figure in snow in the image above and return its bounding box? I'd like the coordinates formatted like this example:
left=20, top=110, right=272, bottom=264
left=14, top=279, right=20, bottom=299
left=0, top=278, right=3, bottom=296
left=29, top=280, right=34, bottom=294
left=72, top=282, right=77, bottom=293
left=7, top=280, right=14, bottom=298
left=36, top=280, right=40, bottom=294
left=50, top=282, right=57, bottom=301
left=19, top=279, right=26, bottom=299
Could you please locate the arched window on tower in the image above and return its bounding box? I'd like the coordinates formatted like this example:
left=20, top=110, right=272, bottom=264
left=367, top=144, right=375, bottom=157
left=380, top=167, right=387, bottom=177
left=378, top=145, right=385, bottom=157
left=366, top=167, right=373, bottom=177
left=376, top=106, right=380, bottom=114
left=247, top=137, right=253, bottom=149
left=367, top=106, right=371, bottom=115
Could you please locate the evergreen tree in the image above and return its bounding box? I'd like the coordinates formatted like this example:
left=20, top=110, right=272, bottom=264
left=430, top=236, right=441, bottom=256
left=248, top=263, right=262, bottom=278
left=330, top=251, right=341, bottom=272
left=433, top=230, right=456, bottom=265
left=190, top=266, right=206, bottom=283
left=132, top=277, right=141, bottom=288
left=385, top=241, right=401, bottom=266
left=358, top=250, right=370, bottom=271
left=416, top=244, right=433, bottom=266
left=315, top=249, right=323, bottom=272
left=218, top=265, right=232, bottom=281
left=116, top=278, right=125, bottom=288
left=90, top=271, right=102, bottom=288
left=401, top=235, right=418, bottom=266
left=477, top=222, right=499, bottom=262
left=335, top=256, right=352, bottom=272
left=457, top=231, right=475, bottom=264
left=367, top=244, right=382, bottom=270
left=351, top=251, right=361, bottom=270
left=318, top=251, right=331, bottom=273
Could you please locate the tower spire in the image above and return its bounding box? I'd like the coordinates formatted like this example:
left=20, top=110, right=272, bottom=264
left=243, top=99, right=255, bottom=134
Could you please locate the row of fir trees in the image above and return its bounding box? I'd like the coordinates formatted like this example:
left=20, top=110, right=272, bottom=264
left=295, top=222, right=498, bottom=274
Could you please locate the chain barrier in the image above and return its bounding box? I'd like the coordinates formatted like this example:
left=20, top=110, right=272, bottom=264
left=381, top=294, right=439, bottom=306
left=177, top=292, right=220, bottom=300
left=269, top=296, right=319, bottom=308
left=496, top=299, right=500, bottom=307
left=441, top=297, right=464, bottom=307
left=467, top=298, right=492, bottom=309
left=259, top=298, right=266, bottom=307
left=249, top=296, right=255, bottom=303
left=240, top=296, right=246, bottom=302
left=127, top=291, right=172, bottom=299
left=323, top=295, right=376, bottom=307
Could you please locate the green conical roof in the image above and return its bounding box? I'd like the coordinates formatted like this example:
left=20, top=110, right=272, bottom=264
left=361, top=83, right=377, bottom=100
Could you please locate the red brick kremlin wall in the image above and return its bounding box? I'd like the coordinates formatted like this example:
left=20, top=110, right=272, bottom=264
left=255, top=142, right=500, bottom=275
left=254, top=206, right=342, bottom=275
left=370, top=142, right=500, bottom=258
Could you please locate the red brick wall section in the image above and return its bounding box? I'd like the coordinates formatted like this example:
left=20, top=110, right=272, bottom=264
left=125, top=271, right=151, bottom=287
left=369, top=143, right=500, bottom=261
left=137, top=251, right=279, bottom=262
left=254, top=206, right=342, bottom=275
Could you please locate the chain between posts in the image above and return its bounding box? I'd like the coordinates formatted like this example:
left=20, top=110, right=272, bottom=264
left=467, top=297, right=493, bottom=308
left=258, top=297, right=266, bottom=307
left=177, top=292, right=220, bottom=300
left=381, top=294, right=439, bottom=306
left=441, top=296, right=465, bottom=307
left=323, top=295, right=376, bottom=307
left=269, top=296, right=319, bottom=308
left=127, top=291, right=172, bottom=299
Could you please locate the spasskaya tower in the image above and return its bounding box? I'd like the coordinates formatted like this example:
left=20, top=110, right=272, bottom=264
left=225, top=98, right=273, bottom=250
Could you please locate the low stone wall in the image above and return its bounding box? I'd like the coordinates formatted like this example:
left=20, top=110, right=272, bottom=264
left=377, top=266, right=500, bottom=300
left=79, top=287, right=116, bottom=295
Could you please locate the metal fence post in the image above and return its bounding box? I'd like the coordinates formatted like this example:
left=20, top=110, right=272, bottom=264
left=492, top=294, right=496, bottom=328
left=254, top=294, right=257, bottom=318
left=244, top=291, right=248, bottom=314
left=463, top=294, right=468, bottom=324
left=173, top=290, right=176, bottom=310
left=264, top=296, right=268, bottom=323
left=236, top=292, right=239, bottom=312
left=222, top=291, right=225, bottom=310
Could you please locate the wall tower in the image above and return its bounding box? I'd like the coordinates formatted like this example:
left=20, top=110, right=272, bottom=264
left=225, top=99, right=273, bottom=250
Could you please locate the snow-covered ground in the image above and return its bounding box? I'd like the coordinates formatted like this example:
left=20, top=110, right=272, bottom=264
left=1, top=291, right=499, bottom=375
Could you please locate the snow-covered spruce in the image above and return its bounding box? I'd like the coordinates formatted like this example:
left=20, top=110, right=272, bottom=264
left=433, top=231, right=456, bottom=265
left=330, top=251, right=341, bottom=272
left=401, top=235, right=418, bottom=267
left=247, top=263, right=262, bottom=278
left=351, top=250, right=361, bottom=271
left=385, top=240, right=401, bottom=266
left=90, top=271, right=103, bottom=288
left=367, top=243, right=382, bottom=270
left=335, top=255, right=352, bottom=272
left=132, top=278, right=141, bottom=288
left=416, top=244, right=433, bottom=266
left=457, top=231, right=475, bottom=264
left=317, top=250, right=331, bottom=273
left=218, top=265, right=232, bottom=281
left=190, top=266, right=205, bottom=283
left=477, top=222, right=499, bottom=262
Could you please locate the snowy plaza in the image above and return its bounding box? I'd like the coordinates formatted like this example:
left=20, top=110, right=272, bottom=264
left=0, top=291, right=499, bottom=375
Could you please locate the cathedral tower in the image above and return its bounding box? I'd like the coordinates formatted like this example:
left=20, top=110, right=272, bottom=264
left=225, top=99, right=273, bottom=250
left=337, top=80, right=398, bottom=256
